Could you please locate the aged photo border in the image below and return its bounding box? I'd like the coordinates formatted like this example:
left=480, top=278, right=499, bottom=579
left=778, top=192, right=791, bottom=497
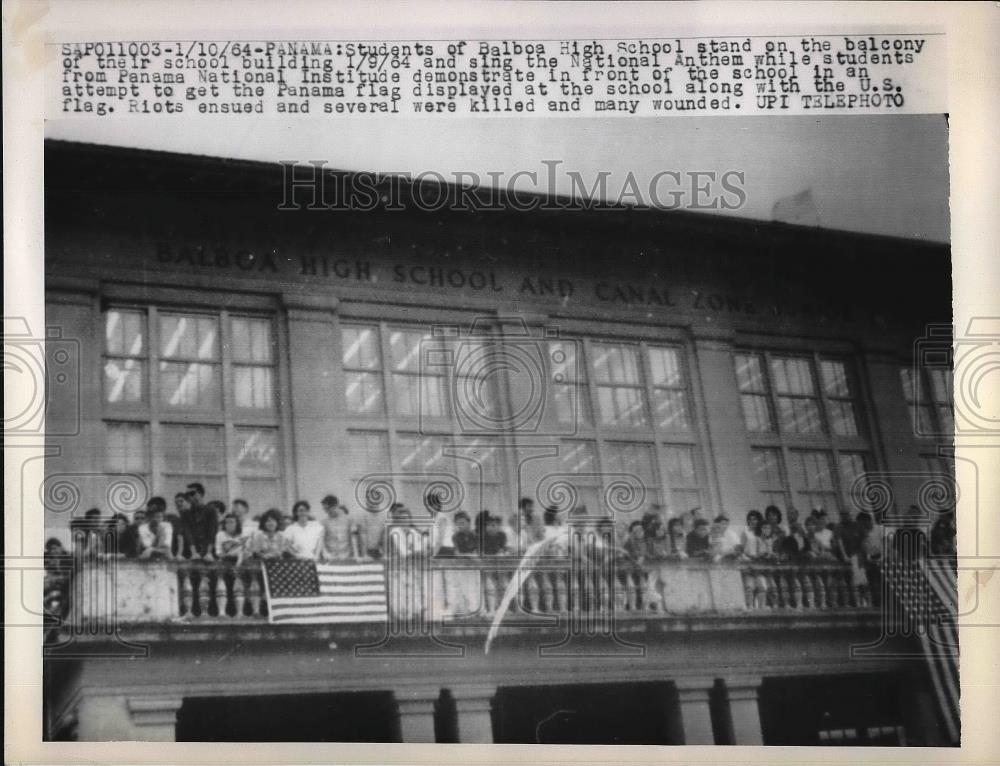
left=5, top=1, right=999, bottom=763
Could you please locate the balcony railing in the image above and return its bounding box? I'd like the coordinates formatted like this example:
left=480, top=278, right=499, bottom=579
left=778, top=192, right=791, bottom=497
left=44, top=555, right=874, bottom=633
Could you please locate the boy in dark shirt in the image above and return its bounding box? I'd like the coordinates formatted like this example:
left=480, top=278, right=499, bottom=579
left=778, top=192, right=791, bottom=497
left=482, top=514, right=508, bottom=555
left=686, top=519, right=712, bottom=559
left=451, top=511, right=478, bottom=555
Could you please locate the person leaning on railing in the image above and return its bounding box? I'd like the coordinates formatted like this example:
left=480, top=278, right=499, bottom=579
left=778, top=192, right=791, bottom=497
left=137, top=501, right=174, bottom=560
left=245, top=508, right=291, bottom=561
left=215, top=513, right=247, bottom=565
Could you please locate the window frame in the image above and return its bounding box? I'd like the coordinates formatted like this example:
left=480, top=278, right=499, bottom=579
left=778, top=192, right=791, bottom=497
left=101, top=303, right=285, bottom=506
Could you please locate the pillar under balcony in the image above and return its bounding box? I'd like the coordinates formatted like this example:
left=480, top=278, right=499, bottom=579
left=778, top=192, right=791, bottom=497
left=724, top=675, right=764, bottom=744
left=77, top=694, right=182, bottom=741
left=673, top=677, right=716, bottom=744
left=395, top=687, right=441, bottom=743
left=450, top=685, right=496, bottom=743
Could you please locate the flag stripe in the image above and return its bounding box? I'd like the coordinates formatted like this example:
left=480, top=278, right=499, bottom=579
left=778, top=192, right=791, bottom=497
left=262, top=559, right=388, bottom=625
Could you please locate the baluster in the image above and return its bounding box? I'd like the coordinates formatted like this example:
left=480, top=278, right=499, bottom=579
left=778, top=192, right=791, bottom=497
left=813, top=570, right=827, bottom=609
left=743, top=569, right=755, bottom=609
left=178, top=568, right=193, bottom=617
left=539, top=571, right=554, bottom=612
left=523, top=571, right=540, bottom=613
left=482, top=568, right=497, bottom=615
left=838, top=568, right=851, bottom=608
left=214, top=569, right=228, bottom=617
left=232, top=575, right=245, bottom=619
left=245, top=573, right=261, bottom=616
left=791, top=569, right=804, bottom=609
left=197, top=569, right=211, bottom=618
left=801, top=568, right=815, bottom=608
left=777, top=570, right=790, bottom=609
left=824, top=569, right=838, bottom=608
left=555, top=571, right=568, bottom=613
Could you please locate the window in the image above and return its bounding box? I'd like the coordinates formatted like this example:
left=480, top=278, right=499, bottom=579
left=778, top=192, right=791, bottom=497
left=752, top=447, right=789, bottom=511
left=900, top=366, right=954, bottom=436
left=389, top=328, right=448, bottom=419
left=660, top=444, right=704, bottom=515
left=789, top=450, right=840, bottom=514
left=820, top=359, right=860, bottom=436
left=549, top=339, right=589, bottom=427
left=735, top=353, right=773, bottom=432
left=555, top=439, right=602, bottom=513
left=159, top=313, right=221, bottom=409
left=102, top=307, right=284, bottom=505
left=592, top=343, right=648, bottom=428
left=603, top=441, right=661, bottom=510
left=770, top=356, right=823, bottom=434
left=103, top=309, right=146, bottom=404
left=648, top=347, right=692, bottom=431
left=105, top=421, right=150, bottom=501
left=343, top=325, right=385, bottom=415
left=837, top=452, right=870, bottom=507
left=396, top=433, right=458, bottom=514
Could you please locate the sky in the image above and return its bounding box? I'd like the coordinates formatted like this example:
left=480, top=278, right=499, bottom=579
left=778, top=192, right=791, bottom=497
left=46, top=113, right=949, bottom=242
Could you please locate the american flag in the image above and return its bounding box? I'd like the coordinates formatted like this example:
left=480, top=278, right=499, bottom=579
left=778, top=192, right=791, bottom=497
left=882, top=548, right=960, bottom=743
left=262, top=559, right=388, bottom=625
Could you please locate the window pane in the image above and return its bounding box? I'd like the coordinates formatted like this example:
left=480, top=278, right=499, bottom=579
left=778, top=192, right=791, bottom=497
left=393, top=374, right=448, bottom=418
left=928, top=368, right=952, bottom=404
left=105, top=422, right=149, bottom=473
left=397, top=433, right=455, bottom=474
left=345, top=371, right=384, bottom=414
left=234, top=427, right=280, bottom=478
left=899, top=367, right=917, bottom=402
left=790, top=450, right=835, bottom=490
left=597, top=386, right=647, bottom=427
left=752, top=448, right=785, bottom=489
left=652, top=388, right=691, bottom=430
left=735, top=353, right=766, bottom=393
left=560, top=439, right=598, bottom=476
left=343, top=326, right=381, bottom=370
left=740, top=393, right=772, bottom=432
left=160, top=314, right=219, bottom=360
left=105, top=310, right=145, bottom=356
left=234, top=366, right=274, bottom=409
left=553, top=384, right=589, bottom=426
left=592, top=343, right=640, bottom=385
left=236, top=478, right=281, bottom=517
left=603, top=442, right=657, bottom=485
left=820, top=360, right=851, bottom=398
left=661, top=445, right=698, bottom=487
left=455, top=437, right=501, bottom=483
left=159, top=362, right=221, bottom=408
left=162, top=424, right=225, bottom=474
left=649, top=347, right=683, bottom=387
left=104, top=358, right=145, bottom=404
left=828, top=400, right=860, bottom=436
left=389, top=329, right=429, bottom=373
left=349, top=430, right=391, bottom=474
left=771, top=357, right=815, bottom=395
left=231, top=317, right=273, bottom=363
left=838, top=452, right=868, bottom=497
left=777, top=397, right=823, bottom=434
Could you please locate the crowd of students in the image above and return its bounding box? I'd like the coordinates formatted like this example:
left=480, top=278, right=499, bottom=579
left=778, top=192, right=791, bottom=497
left=43, top=483, right=957, bottom=583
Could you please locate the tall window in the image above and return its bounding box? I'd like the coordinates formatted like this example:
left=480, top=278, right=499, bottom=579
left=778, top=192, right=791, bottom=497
left=900, top=366, right=954, bottom=436
left=102, top=307, right=284, bottom=506
left=592, top=343, right=648, bottom=428
left=737, top=350, right=870, bottom=516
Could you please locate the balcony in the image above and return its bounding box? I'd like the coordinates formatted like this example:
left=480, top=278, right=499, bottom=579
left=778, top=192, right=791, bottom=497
left=44, top=554, right=876, bottom=642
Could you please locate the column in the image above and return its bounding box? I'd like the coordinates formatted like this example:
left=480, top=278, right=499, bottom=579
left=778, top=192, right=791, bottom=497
left=77, top=695, right=182, bottom=741
left=282, top=293, right=340, bottom=503
left=690, top=331, right=757, bottom=518
left=395, top=687, right=440, bottom=743
left=450, top=685, right=496, bottom=743
left=724, top=676, right=763, bottom=745
left=674, top=677, right=716, bottom=745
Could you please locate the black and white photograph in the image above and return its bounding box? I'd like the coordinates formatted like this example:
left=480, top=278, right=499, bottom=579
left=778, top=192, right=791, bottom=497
left=5, top=1, right=999, bottom=762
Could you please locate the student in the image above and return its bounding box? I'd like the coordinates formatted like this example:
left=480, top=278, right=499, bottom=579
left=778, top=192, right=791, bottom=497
left=621, top=520, right=647, bottom=610
left=173, top=492, right=194, bottom=557
left=245, top=509, right=289, bottom=560
left=284, top=501, right=323, bottom=560
left=451, top=511, right=478, bottom=556
left=741, top=509, right=764, bottom=552
left=764, top=505, right=789, bottom=537
left=231, top=499, right=256, bottom=538
left=357, top=496, right=388, bottom=560
left=686, top=518, right=712, bottom=559
left=215, top=513, right=246, bottom=565
left=182, top=492, right=219, bottom=560
left=809, top=511, right=837, bottom=560
left=319, top=494, right=357, bottom=561
left=482, top=513, right=509, bottom=556
left=709, top=514, right=741, bottom=560
left=138, top=503, right=174, bottom=560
